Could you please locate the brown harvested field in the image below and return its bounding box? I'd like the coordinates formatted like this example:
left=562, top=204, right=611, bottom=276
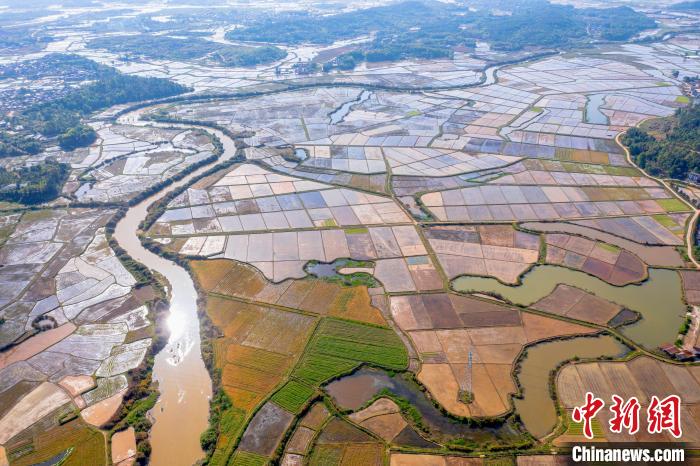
left=626, top=356, right=678, bottom=399
left=206, top=299, right=315, bottom=355
left=417, top=364, right=470, bottom=417
left=516, top=456, right=570, bottom=465
left=9, top=418, right=105, bottom=466
left=360, top=413, right=407, bottom=443
left=58, top=376, right=95, bottom=397
left=531, top=284, right=621, bottom=325
left=194, top=260, right=385, bottom=325
left=196, top=255, right=393, bottom=461
left=111, top=427, right=136, bottom=464
left=681, top=270, right=700, bottom=305
left=401, top=298, right=595, bottom=417
left=282, top=453, right=304, bottom=466
left=339, top=444, right=384, bottom=466
left=311, top=417, right=384, bottom=466
left=286, top=426, right=316, bottom=454
left=316, top=417, right=376, bottom=444
left=301, top=403, right=331, bottom=430
left=390, top=293, right=521, bottom=331
left=0, top=382, right=73, bottom=444
left=349, top=398, right=407, bottom=443
left=222, top=360, right=285, bottom=394
left=374, top=256, right=443, bottom=292
left=390, top=453, right=484, bottom=466
left=282, top=402, right=330, bottom=462
left=276, top=280, right=317, bottom=309
left=329, top=287, right=385, bottom=325
left=556, top=356, right=700, bottom=446
left=205, top=296, right=315, bottom=412
left=191, top=259, right=236, bottom=291
left=0, top=381, right=39, bottom=420
left=80, top=389, right=127, bottom=427
left=348, top=398, right=399, bottom=424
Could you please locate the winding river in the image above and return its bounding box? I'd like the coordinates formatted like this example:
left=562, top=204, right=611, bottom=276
left=113, top=108, right=238, bottom=466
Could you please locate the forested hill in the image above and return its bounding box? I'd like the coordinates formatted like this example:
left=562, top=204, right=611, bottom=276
left=18, top=56, right=190, bottom=138
left=226, top=0, right=655, bottom=59
left=87, top=34, right=286, bottom=68
left=622, top=102, right=700, bottom=179
left=0, top=54, right=190, bottom=158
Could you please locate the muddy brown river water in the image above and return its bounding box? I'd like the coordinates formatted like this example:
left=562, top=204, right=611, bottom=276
left=514, top=335, right=628, bottom=438
left=114, top=109, right=238, bottom=466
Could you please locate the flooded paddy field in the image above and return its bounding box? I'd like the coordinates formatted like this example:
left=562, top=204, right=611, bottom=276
left=453, top=265, right=686, bottom=348
left=521, top=221, right=684, bottom=267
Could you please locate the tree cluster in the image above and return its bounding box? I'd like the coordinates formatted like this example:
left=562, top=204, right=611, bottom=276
left=88, top=34, right=286, bottom=68
left=19, top=70, right=189, bottom=138
left=227, top=0, right=654, bottom=69
left=622, top=103, right=700, bottom=180
left=0, top=160, right=69, bottom=204
left=0, top=132, right=42, bottom=158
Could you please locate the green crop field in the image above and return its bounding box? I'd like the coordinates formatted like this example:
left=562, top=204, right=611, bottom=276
left=230, top=450, right=269, bottom=466
left=309, top=444, right=344, bottom=465
left=271, top=380, right=316, bottom=414
left=292, top=318, right=408, bottom=386
left=566, top=418, right=605, bottom=438
left=657, top=198, right=689, bottom=212
left=208, top=407, right=247, bottom=466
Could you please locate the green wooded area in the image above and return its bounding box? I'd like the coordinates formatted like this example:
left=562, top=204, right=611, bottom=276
left=0, top=160, right=69, bottom=204
left=87, top=34, right=286, bottom=67
left=227, top=0, right=654, bottom=64
left=623, top=103, right=700, bottom=179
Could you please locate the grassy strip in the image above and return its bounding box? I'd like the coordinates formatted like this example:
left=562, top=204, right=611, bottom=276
left=377, top=389, right=429, bottom=434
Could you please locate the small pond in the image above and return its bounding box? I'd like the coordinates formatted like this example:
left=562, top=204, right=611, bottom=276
left=326, top=367, right=525, bottom=445
left=585, top=94, right=609, bottom=125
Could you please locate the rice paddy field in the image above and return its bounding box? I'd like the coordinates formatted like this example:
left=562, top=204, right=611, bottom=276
left=3, top=9, right=700, bottom=465
left=69, top=125, right=217, bottom=203
left=0, top=206, right=156, bottom=465
left=192, top=257, right=407, bottom=464
left=556, top=356, right=700, bottom=446
left=138, top=35, right=700, bottom=463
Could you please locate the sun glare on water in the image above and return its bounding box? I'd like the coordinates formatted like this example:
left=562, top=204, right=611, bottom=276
left=167, top=311, right=186, bottom=342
